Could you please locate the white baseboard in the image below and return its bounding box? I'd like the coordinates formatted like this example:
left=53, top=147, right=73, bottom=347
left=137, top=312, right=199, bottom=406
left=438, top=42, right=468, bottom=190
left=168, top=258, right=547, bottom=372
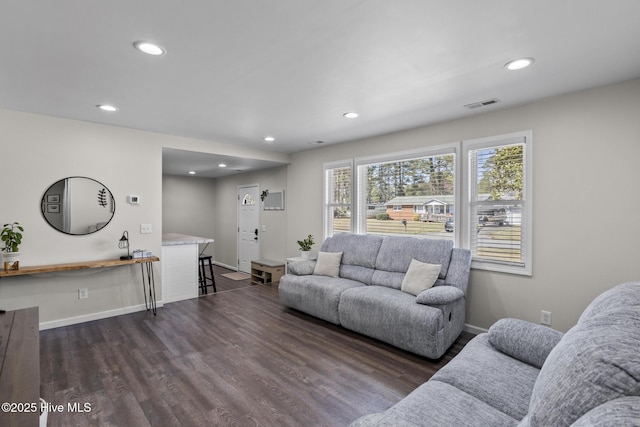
left=39, top=302, right=165, bottom=331
left=162, top=293, right=197, bottom=304
left=464, top=323, right=488, bottom=335
left=213, top=261, right=237, bottom=271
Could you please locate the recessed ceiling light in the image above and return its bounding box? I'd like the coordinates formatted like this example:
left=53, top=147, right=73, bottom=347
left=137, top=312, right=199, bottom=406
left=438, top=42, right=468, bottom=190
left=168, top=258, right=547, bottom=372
left=343, top=112, right=359, bottom=119
left=97, top=104, right=118, bottom=112
left=188, top=171, right=196, bottom=175
left=133, top=41, right=166, bottom=56
left=264, top=136, right=275, bottom=142
left=505, top=57, right=534, bottom=71
left=218, top=163, right=227, bottom=168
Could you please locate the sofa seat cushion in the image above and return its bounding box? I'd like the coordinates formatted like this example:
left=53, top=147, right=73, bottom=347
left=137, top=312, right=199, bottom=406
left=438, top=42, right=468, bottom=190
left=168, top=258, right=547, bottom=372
left=372, top=237, right=453, bottom=289
left=527, top=282, right=640, bottom=427
left=349, top=380, right=518, bottom=427
left=279, top=274, right=365, bottom=324
left=432, top=333, right=540, bottom=421
left=338, top=286, right=444, bottom=358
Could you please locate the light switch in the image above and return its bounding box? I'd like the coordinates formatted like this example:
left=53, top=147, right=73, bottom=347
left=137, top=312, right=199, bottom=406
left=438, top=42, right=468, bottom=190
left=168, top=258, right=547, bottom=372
left=140, top=224, right=152, bottom=234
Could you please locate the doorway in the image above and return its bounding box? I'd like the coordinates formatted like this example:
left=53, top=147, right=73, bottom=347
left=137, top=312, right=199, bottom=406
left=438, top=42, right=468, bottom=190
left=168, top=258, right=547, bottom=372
left=237, top=184, right=260, bottom=273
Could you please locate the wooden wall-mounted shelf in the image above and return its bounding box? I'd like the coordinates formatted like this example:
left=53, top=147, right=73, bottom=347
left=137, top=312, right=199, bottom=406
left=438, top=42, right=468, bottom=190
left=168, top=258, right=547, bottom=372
left=0, top=256, right=160, bottom=315
left=0, top=256, right=160, bottom=278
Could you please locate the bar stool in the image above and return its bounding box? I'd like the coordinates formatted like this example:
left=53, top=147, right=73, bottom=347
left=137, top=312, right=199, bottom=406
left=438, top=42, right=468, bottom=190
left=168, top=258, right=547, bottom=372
left=198, top=255, right=217, bottom=294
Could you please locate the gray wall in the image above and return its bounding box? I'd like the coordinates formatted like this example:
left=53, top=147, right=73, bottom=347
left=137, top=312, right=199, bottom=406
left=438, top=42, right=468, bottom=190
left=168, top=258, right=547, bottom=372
left=2, top=78, right=639, bottom=333
left=212, top=166, right=288, bottom=269
left=282, top=78, right=640, bottom=333
left=0, top=108, right=289, bottom=328
left=162, top=175, right=217, bottom=257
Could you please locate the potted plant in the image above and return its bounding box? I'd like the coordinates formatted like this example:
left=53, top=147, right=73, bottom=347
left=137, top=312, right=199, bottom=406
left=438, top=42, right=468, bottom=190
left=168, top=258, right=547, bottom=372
left=297, top=234, right=315, bottom=259
left=1, top=222, right=24, bottom=271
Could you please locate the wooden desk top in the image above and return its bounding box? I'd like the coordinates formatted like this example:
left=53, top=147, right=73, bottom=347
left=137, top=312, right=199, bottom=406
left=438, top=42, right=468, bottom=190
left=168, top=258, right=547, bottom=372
left=0, top=256, right=160, bottom=278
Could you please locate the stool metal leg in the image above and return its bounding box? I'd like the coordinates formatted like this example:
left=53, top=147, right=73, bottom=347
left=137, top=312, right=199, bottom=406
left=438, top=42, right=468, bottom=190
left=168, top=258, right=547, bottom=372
left=207, top=258, right=216, bottom=293
left=199, top=259, right=207, bottom=295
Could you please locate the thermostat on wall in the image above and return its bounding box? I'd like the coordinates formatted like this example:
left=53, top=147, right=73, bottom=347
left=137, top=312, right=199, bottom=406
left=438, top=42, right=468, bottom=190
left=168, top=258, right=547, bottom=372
left=127, top=195, right=140, bottom=205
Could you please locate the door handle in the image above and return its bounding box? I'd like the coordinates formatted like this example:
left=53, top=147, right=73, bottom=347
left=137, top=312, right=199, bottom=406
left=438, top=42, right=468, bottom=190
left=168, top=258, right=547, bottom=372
left=254, top=228, right=259, bottom=240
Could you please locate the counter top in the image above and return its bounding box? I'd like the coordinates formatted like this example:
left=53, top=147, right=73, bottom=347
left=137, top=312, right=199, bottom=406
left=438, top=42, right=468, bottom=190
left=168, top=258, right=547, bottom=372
left=162, top=233, right=214, bottom=246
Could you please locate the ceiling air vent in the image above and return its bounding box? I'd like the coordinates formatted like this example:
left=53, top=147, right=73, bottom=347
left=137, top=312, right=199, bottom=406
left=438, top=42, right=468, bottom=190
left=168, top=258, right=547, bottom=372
left=464, top=98, right=500, bottom=110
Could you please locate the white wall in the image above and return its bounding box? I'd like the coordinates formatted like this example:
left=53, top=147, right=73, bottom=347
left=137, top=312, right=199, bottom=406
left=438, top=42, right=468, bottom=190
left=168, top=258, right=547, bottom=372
left=162, top=175, right=217, bottom=257
left=3, top=78, right=639, bottom=333
left=0, top=109, right=289, bottom=328
left=0, top=111, right=162, bottom=327
left=284, top=78, right=640, bottom=332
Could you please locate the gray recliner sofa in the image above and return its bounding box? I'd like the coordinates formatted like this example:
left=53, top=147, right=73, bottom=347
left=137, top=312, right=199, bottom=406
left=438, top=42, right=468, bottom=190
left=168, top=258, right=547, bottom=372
left=350, top=281, right=640, bottom=426
left=278, top=233, right=472, bottom=359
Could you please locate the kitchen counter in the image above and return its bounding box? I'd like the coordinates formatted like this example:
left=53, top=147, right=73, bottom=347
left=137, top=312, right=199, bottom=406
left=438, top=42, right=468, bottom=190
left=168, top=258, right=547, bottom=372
left=161, top=233, right=214, bottom=303
left=162, top=233, right=214, bottom=246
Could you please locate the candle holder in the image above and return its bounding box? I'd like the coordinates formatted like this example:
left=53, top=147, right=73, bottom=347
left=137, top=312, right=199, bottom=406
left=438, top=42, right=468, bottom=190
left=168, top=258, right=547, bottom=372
left=118, top=231, right=132, bottom=260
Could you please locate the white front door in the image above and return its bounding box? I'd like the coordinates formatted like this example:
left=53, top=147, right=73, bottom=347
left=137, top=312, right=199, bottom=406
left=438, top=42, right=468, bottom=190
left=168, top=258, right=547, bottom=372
left=237, top=184, right=260, bottom=273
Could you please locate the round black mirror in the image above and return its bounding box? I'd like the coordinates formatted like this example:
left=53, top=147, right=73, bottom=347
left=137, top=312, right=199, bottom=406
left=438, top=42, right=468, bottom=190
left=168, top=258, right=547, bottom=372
left=41, top=177, right=115, bottom=235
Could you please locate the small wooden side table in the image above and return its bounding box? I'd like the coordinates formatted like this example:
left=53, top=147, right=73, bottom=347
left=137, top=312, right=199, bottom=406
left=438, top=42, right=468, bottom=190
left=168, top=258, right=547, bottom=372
left=251, top=259, right=285, bottom=285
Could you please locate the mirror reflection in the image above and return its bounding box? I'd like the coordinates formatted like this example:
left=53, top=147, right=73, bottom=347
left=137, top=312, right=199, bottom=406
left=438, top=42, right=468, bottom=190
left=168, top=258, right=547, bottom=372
left=41, top=177, right=115, bottom=235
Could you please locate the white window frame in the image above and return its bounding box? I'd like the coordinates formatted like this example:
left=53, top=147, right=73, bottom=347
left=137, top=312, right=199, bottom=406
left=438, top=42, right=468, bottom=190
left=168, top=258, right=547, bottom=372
left=323, top=159, right=354, bottom=238
left=354, top=143, right=459, bottom=237
left=322, top=132, right=532, bottom=276
left=461, top=130, right=533, bottom=276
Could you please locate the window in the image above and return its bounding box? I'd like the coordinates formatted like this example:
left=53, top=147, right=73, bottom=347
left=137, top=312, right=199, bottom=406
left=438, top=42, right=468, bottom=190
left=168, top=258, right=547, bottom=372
left=355, top=146, right=456, bottom=237
left=463, top=131, right=532, bottom=275
left=325, top=147, right=457, bottom=238
left=242, top=193, right=255, bottom=205
left=323, top=131, right=531, bottom=275
left=324, top=160, right=353, bottom=237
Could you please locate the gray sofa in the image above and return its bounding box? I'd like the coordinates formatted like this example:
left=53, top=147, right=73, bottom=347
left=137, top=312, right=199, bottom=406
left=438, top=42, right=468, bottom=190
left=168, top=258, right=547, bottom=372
left=350, top=281, right=640, bottom=426
left=278, top=233, right=472, bottom=359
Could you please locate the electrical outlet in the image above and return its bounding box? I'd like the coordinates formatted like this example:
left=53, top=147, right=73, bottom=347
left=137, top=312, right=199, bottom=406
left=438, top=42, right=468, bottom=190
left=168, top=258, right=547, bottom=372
left=140, top=224, right=152, bottom=234
left=541, top=310, right=552, bottom=326
left=78, top=288, right=89, bottom=300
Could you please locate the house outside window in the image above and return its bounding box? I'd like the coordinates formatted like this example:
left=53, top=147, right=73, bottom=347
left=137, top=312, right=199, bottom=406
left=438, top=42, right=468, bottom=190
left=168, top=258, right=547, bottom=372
left=355, top=145, right=457, bottom=237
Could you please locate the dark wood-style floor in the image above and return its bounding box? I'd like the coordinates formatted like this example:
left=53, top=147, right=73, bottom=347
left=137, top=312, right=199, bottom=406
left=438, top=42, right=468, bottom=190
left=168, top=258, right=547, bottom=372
left=40, top=267, right=473, bottom=427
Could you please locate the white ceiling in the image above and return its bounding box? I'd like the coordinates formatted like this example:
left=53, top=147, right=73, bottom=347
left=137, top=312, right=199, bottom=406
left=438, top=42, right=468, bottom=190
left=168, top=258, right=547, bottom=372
left=2, top=1, right=640, bottom=177
left=162, top=148, right=285, bottom=178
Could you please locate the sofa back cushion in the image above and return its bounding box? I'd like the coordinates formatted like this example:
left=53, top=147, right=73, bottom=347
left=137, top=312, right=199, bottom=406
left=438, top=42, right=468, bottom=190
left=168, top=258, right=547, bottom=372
left=526, top=282, right=640, bottom=427
left=372, top=237, right=453, bottom=289
left=321, top=233, right=384, bottom=285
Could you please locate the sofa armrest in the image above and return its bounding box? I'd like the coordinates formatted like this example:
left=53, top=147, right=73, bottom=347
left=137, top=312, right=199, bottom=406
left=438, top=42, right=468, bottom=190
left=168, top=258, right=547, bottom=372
left=444, top=248, right=472, bottom=293
left=416, top=286, right=465, bottom=306
left=488, top=318, right=564, bottom=369
left=287, top=260, right=317, bottom=276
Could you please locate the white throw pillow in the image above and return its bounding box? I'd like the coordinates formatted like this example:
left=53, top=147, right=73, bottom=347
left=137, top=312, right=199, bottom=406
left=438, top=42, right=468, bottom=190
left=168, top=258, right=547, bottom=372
left=313, top=251, right=343, bottom=277
left=401, top=259, right=441, bottom=296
